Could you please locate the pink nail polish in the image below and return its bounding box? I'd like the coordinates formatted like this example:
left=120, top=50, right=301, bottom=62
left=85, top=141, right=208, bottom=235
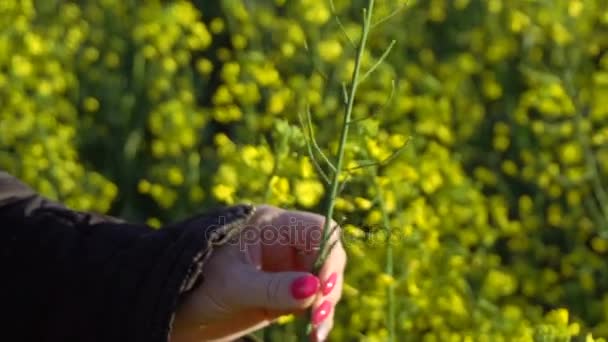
left=322, top=272, right=337, bottom=296
left=291, top=275, right=320, bottom=300
left=312, top=300, right=332, bottom=325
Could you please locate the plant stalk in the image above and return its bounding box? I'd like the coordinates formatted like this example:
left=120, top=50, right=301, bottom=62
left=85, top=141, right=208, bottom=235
left=375, top=177, right=395, bottom=342
left=314, top=0, right=375, bottom=273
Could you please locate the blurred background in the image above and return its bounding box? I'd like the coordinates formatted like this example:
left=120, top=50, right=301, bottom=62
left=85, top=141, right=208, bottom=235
left=2, top=0, right=608, bottom=340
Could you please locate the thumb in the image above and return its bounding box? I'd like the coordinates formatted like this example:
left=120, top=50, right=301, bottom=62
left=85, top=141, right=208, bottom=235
left=237, top=268, right=320, bottom=311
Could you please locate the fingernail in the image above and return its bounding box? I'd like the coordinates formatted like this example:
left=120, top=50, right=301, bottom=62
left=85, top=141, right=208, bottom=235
left=316, top=320, right=331, bottom=341
left=291, top=275, right=320, bottom=300
left=322, top=272, right=337, bottom=296
left=312, top=300, right=332, bottom=325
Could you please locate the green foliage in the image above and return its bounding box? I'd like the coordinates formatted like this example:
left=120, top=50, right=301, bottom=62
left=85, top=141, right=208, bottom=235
left=2, top=0, right=608, bottom=341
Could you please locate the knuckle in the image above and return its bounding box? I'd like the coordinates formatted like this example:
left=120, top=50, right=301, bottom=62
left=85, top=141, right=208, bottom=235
left=265, top=276, right=282, bottom=307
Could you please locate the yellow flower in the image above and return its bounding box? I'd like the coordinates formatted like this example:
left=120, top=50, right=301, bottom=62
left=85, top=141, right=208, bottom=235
left=552, top=23, right=572, bottom=46
left=299, top=157, right=315, bottom=179
left=213, top=184, right=236, bottom=204
left=83, top=97, right=100, bottom=112
left=196, top=58, right=213, bottom=75
left=231, top=34, right=247, bottom=50
left=591, top=237, right=608, bottom=253
left=138, top=179, right=152, bottom=194
left=104, top=52, right=121, bottom=68
left=493, top=135, right=510, bottom=151
left=287, top=23, right=305, bottom=45
left=147, top=217, right=162, bottom=229
left=488, top=0, right=502, bottom=13
left=217, top=165, right=239, bottom=186
left=252, top=63, right=280, bottom=86
left=167, top=167, right=184, bottom=186
left=421, top=171, right=443, bottom=194
left=366, top=209, right=382, bottom=225
left=294, top=179, right=324, bottom=207
left=269, top=176, right=291, bottom=204
left=268, top=92, right=287, bottom=114
left=560, top=143, right=582, bottom=164
left=454, top=0, right=470, bottom=10
left=276, top=314, right=294, bottom=324
left=151, top=140, right=167, bottom=158
left=483, top=80, right=503, bottom=100
left=191, top=22, right=212, bottom=48
left=569, top=1, right=583, bottom=17
left=304, top=3, right=330, bottom=24
left=378, top=273, right=396, bottom=286
left=12, top=55, right=33, bottom=77
left=510, top=10, right=530, bottom=33
left=281, top=42, right=295, bottom=57
left=209, top=17, right=225, bottom=33
left=318, top=39, right=343, bottom=62
left=335, top=197, right=355, bottom=212
left=221, top=62, right=240, bottom=83
left=501, top=160, right=518, bottom=176
left=354, top=197, right=373, bottom=210
left=547, top=308, right=569, bottom=325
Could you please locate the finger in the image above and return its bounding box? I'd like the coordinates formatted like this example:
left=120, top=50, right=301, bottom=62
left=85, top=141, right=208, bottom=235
left=248, top=205, right=329, bottom=271
left=310, top=244, right=346, bottom=341
left=309, top=281, right=340, bottom=342
left=235, top=267, right=321, bottom=312
left=295, top=219, right=342, bottom=272
left=271, top=208, right=343, bottom=271
left=317, top=242, right=347, bottom=297
left=310, top=273, right=342, bottom=327
left=311, top=310, right=335, bottom=342
left=254, top=206, right=327, bottom=249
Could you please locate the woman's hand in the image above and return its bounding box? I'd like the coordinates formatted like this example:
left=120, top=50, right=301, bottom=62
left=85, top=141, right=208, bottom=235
left=171, top=205, right=347, bottom=342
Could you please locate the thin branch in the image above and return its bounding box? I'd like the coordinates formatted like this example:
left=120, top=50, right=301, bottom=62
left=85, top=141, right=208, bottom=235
left=348, top=79, right=396, bottom=124
left=314, top=239, right=340, bottom=271
left=306, top=106, right=337, bottom=172
left=337, top=173, right=353, bottom=196
left=378, top=137, right=411, bottom=165
left=357, top=40, right=396, bottom=86
left=298, top=112, right=331, bottom=185
left=329, top=221, right=341, bottom=240
left=342, top=82, right=349, bottom=104
left=346, top=137, right=411, bottom=171
left=371, top=3, right=408, bottom=29
left=304, top=38, right=329, bottom=81
left=329, top=0, right=356, bottom=48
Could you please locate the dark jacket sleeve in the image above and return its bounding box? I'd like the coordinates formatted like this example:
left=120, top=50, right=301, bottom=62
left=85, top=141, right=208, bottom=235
left=0, top=171, right=255, bottom=342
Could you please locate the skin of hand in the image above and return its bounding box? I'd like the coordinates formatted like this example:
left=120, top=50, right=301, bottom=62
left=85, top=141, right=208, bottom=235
left=171, top=205, right=347, bottom=342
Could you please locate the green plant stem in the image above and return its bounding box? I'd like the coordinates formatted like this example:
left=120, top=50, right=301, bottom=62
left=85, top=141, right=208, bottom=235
left=303, top=1, right=376, bottom=339
left=313, top=0, right=375, bottom=273
left=375, top=176, right=395, bottom=342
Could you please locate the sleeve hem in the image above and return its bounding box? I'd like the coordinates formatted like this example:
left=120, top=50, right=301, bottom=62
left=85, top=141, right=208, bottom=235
left=140, top=204, right=256, bottom=342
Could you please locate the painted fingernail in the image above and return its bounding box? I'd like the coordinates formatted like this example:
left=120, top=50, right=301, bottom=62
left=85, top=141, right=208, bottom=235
left=291, top=275, right=320, bottom=300
left=312, top=300, right=332, bottom=325
left=322, top=272, right=337, bottom=296
left=316, top=320, right=332, bottom=341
